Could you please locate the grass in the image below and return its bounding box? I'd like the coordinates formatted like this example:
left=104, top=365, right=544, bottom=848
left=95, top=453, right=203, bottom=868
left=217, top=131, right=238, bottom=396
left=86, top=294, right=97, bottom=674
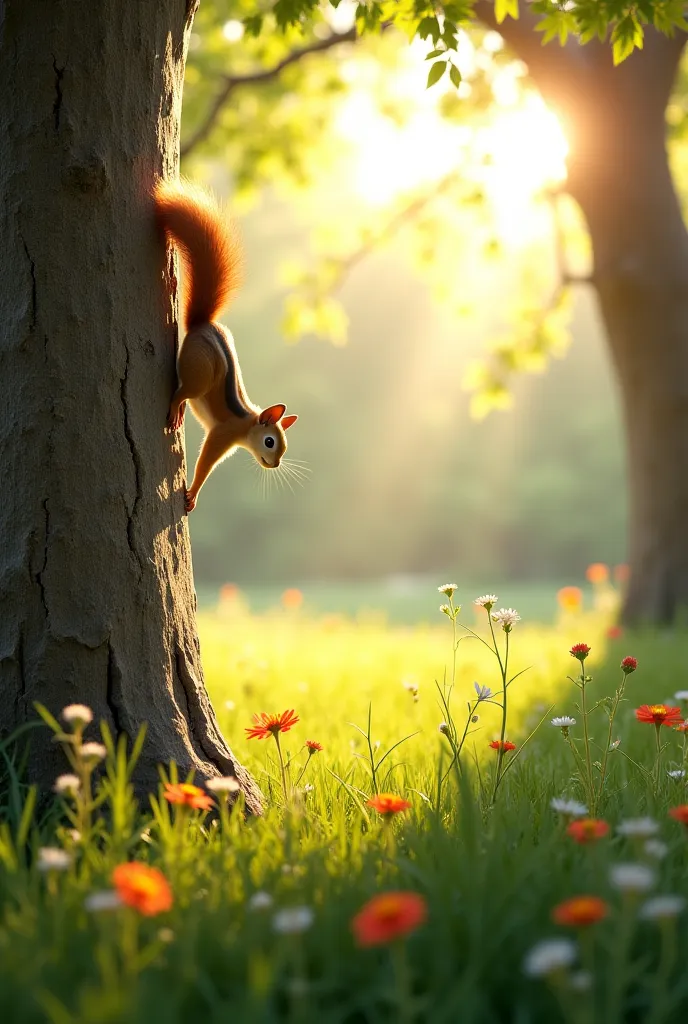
left=1, top=586, right=688, bottom=1023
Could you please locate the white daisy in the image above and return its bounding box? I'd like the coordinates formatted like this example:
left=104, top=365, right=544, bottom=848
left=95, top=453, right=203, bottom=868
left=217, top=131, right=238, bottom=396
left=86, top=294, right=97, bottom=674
left=474, top=594, right=498, bottom=609
left=523, top=938, right=577, bottom=977
left=667, top=769, right=685, bottom=780
left=674, top=690, right=688, bottom=702
left=437, top=583, right=458, bottom=596
left=609, top=863, right=656, bottom=893
left=639, top=895, right=686, bottom=921
left=61, top=704, right=93, bottom=726
left=272, top=907, right=314, bottom=935
left=85, top=890, right=123, bottom=912
left=551, top=717, right=576, bottom=735
left=206, top=776, right=241, bottom=793
left=79, top=742, right=107, bottom=763
left=53, top=774, right=81, bottom=795
left=491, top=608, right=521, bottom=631
left=248, top=891, right=273, bottom=912
left=616, top=818, right=659, bottom=838
left=37, top=847, right=72, bottom=872
left=550, top=797, right=588, bottom=818
left=643, top=839, right=668, bottom=860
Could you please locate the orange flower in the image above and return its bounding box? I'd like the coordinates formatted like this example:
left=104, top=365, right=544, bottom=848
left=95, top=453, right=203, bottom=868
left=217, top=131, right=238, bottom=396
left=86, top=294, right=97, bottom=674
left=669, top=805, right=688, bottom=826
left=281, top=588, right=304, bottom=611
left=367, top=793, right=412, bottom=817
left=305, top=739, right=323, bottom=753
left=566, top=819, right=610, bottom=844
left=245, top=709, right=300, bottom=740
left=606, top=624, right=623, bottom=640
left=489, top=740, right=516, bottom=752
left=635, top=704, right=683, bottom=727
left=675, top=721, right=688, bottom=733
left=112, top=863, right=173, bottom=916
left=586, top=563, right=609, bottom=584
left=552, top=896, right=608, bottom=927
left=164, top=782, right=214, bottom=811
left=557, top=586, right=583, bottom=612
left=352, top=891, right=427, bottom=946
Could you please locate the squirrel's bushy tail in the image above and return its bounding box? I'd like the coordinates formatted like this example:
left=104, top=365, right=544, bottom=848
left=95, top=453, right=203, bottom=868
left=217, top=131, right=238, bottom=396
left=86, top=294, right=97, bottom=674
left=153, top=179, right=243, bottom=329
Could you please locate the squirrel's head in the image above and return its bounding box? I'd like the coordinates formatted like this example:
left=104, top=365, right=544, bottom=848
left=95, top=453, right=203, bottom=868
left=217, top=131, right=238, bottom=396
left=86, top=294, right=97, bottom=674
left=245, top=404, right=298, bottom=469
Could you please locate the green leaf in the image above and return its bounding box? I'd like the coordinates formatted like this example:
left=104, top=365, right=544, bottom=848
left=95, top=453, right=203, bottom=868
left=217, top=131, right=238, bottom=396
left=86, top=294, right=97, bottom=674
left=449, top=63, right=462, bottom=89
left=425, top=48, right=445, bottom=60
left=426, top=60, right=447, bottom=89
left=495, top=0, right=519, bottom=24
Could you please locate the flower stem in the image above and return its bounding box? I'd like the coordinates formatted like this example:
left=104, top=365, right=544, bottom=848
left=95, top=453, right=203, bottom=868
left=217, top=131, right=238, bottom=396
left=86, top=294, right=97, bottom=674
left=593, top=672, right=626, bottom=815
left=491, top=629, right=510, bottom=806
left=646, top=918, right=677, bottom=1024
left=579, top=665, right=595, bottom=810
left=653, top=724, right=662, bottom=795
left=391, top=940, right=414, bottom=1024
left=274, top=732, right=289, bottom=803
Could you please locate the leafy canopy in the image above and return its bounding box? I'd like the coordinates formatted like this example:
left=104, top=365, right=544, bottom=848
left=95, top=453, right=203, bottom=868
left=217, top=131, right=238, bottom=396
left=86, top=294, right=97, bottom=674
left=250, top=1, right=688, bottom=67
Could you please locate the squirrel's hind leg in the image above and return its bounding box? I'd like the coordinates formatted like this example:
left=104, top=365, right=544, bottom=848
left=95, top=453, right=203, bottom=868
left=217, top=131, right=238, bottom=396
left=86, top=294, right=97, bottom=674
left=167, top=333, right=216, bottom=431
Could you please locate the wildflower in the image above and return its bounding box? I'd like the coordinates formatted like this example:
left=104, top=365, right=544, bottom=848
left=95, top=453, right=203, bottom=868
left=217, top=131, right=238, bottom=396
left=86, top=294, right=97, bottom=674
left=557, top=586, right=583, bottom=612
left=245, top=709, right=299, bottom=740
left=586, top=563, right=609, bottom=584
left=272, top=907, right=314, bottom=934
left=367, top=793, right=412, bottom=817
left=609, top=863, right=656, bottom=893
left=489, top=740, right=516, bottom=752
left=552, top=896, right=608, bottom=927
left=205, top=776, right=240, bottom=793
left=37, top=847, right=72, bottom=872
left=620, top=656, right=637, bottom=674
left=667, top=769, right=685, bottom=780
left=617, top=818, right=659, bottom=839
left=523, top=938, right=577, bottom=977
left=675, top=690, right=688, bottom=702
left=550, top=797, right=588, bottom=818
left=61, top=704, right=93, bottom=726
left=639, top=896, right=686, bottom=921
left=281, top=587, right=304, bottom=610
left=438, top=722, right=450, bottom=736
left=439, top=603, right=452, bottom=616
left=248, top=891, right=273, bottom=911
left=112, top=863, right=173, bottom=916
left=79, top=742, right=107, bottom=763
left=474, top=682, right=493, bottom=701
left=164, top=782, right=214, bottom=811
left=609, top=738, right=621, bottom=751
left=668, top=805, right=688, bottom=826
left=606, top=624, right=623, bottom=639
left=474, top=594, right=497, bottom=610
left=85, top=890, right=123, bottom=912
left=402, top=679, right=419, bottom=700
left=438, top=583, right=458, bottom=596
left=635, top=704, right=683, bottom=727
left=551, top=716, right=576, bottom=736
left=570, top=643, right=590, bottom=661
left=644, top=839, right=668, bottom=860
left=303, top=783, right=314, bottom=793
left=352, top=891, right=427, bottom=947
left=53, top=774, right=81, bottom=795
left=566, top=819, right=609, bottom=844
left=491, top=608, right=520, bottom=631
left=675, top=721, right=688, bottom=733
left=305, top=739, right=323, bottom=754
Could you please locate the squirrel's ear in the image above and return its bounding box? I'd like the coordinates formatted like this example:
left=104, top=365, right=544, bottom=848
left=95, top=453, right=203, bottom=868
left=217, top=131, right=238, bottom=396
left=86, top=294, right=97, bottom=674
left=281, top=414, right=298, bottom=430
left=259, top=404, right=287, bottom=426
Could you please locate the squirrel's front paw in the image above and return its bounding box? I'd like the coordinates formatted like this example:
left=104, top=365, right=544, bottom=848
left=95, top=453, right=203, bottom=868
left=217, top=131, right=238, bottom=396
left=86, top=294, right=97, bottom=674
left=166, top=401, right=186, bottom=433
left=184, top=487, right=197, bottom=514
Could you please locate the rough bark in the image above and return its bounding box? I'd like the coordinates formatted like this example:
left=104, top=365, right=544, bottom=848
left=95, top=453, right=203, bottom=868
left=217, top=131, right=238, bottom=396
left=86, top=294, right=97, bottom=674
left=0, top=0, right=262, bottom=810
left=479, top=6, right=688, bottom=625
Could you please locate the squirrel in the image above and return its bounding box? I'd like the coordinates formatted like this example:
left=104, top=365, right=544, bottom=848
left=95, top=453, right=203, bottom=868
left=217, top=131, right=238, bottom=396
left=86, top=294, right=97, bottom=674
left=153, top=179, right=297, bottom=513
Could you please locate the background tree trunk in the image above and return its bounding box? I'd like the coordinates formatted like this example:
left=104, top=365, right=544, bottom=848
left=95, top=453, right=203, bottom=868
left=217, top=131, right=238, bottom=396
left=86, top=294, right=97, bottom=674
left=0, top=0, right=262, bottom=810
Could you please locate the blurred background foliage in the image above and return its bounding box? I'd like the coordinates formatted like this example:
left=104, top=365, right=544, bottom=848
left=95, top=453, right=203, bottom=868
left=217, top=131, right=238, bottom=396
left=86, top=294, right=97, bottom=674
left=177, top=1, right=688, bottom=596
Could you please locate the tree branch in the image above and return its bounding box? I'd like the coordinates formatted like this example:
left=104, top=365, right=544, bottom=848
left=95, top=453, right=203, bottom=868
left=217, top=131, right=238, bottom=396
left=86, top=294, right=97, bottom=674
left=181, top=27, right=357, bottom=158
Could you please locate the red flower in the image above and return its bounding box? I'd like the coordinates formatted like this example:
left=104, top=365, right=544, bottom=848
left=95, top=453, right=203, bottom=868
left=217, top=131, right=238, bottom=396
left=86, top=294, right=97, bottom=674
left=606, top=625, right=623, bottom=640
left=620, top=656, right=637, bottom=674
left=245, top=710, right=300, bottom=740
left=675, top=721, right=688, bottom=733
left=669, top=805, right=688, bottom=826
left=566, top=818, right=610, bottom=844
left=305, top=739, right=323, bottom=753
left=489, top=740, right=516, bottom=752
left=552, top=896, right=608, bottom=927
left=164, top=783, right=214, bottom=811
left=352, top=891, right=427, bottom=946
left=112, top=863, right=173, bottom=916
left=367, top=793, right=412, bottom=817
left=570, top=643, right=591, bottom=661
left=635, top=704, right=683, bottom=727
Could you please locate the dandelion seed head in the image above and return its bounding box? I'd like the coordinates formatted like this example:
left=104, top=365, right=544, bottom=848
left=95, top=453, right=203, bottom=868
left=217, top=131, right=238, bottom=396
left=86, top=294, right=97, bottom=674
left=272, top=906, right=314, bottom=934
left=248, top=891, right=273, bottom=911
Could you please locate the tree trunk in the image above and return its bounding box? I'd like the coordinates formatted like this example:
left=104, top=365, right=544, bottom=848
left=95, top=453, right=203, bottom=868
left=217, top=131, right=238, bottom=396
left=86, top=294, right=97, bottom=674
left=0, top=0, right=262, bottom=810
left=564, top=46, right=688, bottom=626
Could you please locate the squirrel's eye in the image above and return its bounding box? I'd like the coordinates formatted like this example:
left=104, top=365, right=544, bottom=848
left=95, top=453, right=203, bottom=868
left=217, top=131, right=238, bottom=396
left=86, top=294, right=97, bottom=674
left=264, top=436, right=275, bottom=449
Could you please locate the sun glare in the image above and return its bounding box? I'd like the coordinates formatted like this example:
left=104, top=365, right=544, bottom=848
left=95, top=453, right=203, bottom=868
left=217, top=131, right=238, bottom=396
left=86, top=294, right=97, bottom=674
left=336, top=41, right=569, bottom=248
